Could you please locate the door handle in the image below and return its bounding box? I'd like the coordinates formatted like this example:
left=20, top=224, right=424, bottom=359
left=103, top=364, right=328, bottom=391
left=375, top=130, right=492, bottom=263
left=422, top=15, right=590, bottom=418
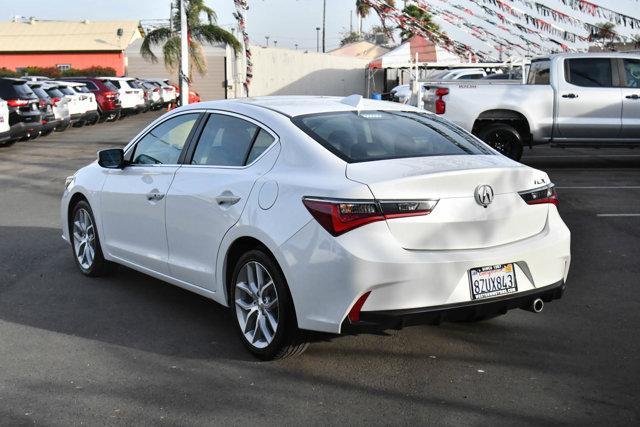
left=626, top=94, right=640, bottom=100
left=216, top=192, right=241, bottom=206
left=562, top=93, right=578, bottom=99
left=146, top=191, right=165, bottom=201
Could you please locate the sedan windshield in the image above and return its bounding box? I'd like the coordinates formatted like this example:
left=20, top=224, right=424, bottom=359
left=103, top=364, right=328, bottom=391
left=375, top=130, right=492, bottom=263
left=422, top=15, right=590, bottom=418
left=293, top=110, right=493, bottom=163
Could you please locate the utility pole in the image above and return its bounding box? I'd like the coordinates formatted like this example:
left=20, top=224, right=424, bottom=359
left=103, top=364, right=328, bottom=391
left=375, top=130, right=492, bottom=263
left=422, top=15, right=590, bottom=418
left=179, top=0, right=189, bottom=106
left=316, top=27, right=320, bottom=52
left=350, top=10, right=353, bottom=34
left=322, top=0, right=326, bottom=53
left=273, top=40, right=278, bottom=48
left=295, top=43, right=298, bottom=50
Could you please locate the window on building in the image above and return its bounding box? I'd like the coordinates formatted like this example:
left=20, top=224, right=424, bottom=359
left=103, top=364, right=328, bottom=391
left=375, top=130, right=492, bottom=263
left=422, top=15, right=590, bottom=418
left=57, top=64, right=71, bottom=71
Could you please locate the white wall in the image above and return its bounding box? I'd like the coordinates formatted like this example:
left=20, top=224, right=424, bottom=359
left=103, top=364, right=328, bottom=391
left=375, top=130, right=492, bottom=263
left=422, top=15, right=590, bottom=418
left=229, top=47, right=370, bottom=98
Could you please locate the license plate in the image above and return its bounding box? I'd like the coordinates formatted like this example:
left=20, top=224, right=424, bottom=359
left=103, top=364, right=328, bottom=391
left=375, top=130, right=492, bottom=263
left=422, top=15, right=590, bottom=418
left=469, top=263, right=517, bottom=300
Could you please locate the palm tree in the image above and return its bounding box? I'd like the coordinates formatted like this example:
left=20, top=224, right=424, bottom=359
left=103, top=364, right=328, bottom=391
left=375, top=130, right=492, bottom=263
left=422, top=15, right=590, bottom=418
left=355, top=0, right=396, bottom=35
left=593, top=22, right=618, bottom=50
left=141, top=0, right=240, bottom=77
left=399, top=4, right=440, bottom=42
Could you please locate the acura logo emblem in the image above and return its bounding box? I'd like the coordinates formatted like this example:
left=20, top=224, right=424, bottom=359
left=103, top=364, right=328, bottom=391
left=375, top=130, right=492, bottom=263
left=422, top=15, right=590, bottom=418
left=474, top=185, right=494, bottom=207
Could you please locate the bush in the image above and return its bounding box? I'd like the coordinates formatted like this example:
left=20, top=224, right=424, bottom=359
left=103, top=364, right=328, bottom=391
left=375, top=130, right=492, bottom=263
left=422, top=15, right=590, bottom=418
left=4, top=66, right=118, bottom=79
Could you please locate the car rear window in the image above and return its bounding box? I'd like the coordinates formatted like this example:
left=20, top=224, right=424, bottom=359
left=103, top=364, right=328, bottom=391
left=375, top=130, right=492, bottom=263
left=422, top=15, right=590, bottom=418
left=74, top=86, right=90, bottom=93
left=0, top=81, right=38, bottom=99
left=293, top=111, right=492, bottom=163
left=101, top=80, right=117, bottom=91
left=105, top=80, right=121, bottom=89
left=59, top=87, right=75, bottom=96
left=31, top=87, right=50, bottom=99
left=46, top=88, right=64, bottom=98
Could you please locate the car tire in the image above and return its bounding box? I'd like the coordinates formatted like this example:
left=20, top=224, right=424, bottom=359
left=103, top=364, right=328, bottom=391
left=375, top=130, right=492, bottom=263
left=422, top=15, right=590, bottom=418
left=476, top=123, right=524, bottom=161
left=69, top=200, right=112, bottom=277
left=230, top=249, right=308, bottom=360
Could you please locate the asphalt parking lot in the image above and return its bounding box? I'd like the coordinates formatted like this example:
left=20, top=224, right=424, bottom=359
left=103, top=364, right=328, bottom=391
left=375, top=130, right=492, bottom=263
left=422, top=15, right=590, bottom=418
left=1, top=112, right=639, bottom=425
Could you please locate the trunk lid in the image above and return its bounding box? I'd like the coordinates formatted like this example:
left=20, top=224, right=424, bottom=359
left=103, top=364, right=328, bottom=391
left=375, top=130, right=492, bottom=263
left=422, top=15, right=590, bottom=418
left=346, top=155, right=550, bottom=250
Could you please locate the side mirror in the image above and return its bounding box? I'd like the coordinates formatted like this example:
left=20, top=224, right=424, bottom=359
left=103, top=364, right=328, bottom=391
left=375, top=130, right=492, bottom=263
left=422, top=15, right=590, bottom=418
left=98, top=148, right=126, bottom=169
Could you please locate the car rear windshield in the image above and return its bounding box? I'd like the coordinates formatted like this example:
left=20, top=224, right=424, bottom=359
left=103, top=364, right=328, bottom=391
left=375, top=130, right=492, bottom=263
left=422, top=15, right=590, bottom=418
left=31, top=86, right=50, bottom=99
left=59, top=87, right=75, bottom=96
left=46, top=88, right=64, bottom=98
left=292, top=110, right=493, bottom=163
left=100, top=80, right=118, bottom=91
left=0, top=81, right=38, bottom=100
left=74, top=86, right=91, bottom=93
left=105, top=80, right=121, bottom=89
left=127, top=80, right=143, bottom=89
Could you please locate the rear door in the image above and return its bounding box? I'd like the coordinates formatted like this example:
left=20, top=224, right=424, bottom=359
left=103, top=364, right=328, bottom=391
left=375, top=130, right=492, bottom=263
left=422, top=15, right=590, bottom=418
left=556, top=57, right=622, bottom=139
left=100, top=112, right=201, bottom=274
left=165, top=112, right=279, bottom=290
left=619, top=57, right=640, bottom=139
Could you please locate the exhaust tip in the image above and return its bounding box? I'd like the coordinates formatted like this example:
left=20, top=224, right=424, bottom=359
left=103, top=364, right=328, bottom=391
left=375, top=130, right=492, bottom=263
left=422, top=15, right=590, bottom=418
left=531, top=298, right=544, bottom=313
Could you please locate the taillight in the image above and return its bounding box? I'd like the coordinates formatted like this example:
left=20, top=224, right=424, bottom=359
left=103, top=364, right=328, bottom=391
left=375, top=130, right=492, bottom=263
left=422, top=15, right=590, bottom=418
left=153, top=88, right=160, bottom=93
left=51, top=97, right=61, bottom=106
left=6, top=99, right=29, bottom=107
left=105, top=91, right=117, bottom=99
left=302, top=198, right=438, bottom=236
left=38, top=99, right=46, bottom=108
left=519, top=184, right=558, bottom=206
left=435, top=88, right=448, bottom=115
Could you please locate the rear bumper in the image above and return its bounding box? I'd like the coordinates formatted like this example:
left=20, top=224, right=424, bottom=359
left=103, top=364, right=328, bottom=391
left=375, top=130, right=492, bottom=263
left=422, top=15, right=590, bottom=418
left=9, top=121, right=42, bottom=139
left=343, top=280, right=565, bottom=332
left=280, top=206, right=571, bottom=334
left=0, top=129, right=11, bottom=143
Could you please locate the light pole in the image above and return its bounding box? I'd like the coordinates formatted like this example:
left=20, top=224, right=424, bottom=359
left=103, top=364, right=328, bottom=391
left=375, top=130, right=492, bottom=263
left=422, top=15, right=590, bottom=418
left=179, top=0, right=189, bottom=106
left=322, top=0, right=326, bottom=53
left=273, top=40, right=278, bottom=48
left=265, top=35, right=270, bottom=47
left=295, top=43, right=298, bottom=50
left=316, top=27, right=320, bottom=52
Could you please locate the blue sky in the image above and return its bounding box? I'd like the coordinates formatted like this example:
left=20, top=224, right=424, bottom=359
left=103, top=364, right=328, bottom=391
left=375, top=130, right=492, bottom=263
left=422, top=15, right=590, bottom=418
left=2, top=0, right=639, bottom=53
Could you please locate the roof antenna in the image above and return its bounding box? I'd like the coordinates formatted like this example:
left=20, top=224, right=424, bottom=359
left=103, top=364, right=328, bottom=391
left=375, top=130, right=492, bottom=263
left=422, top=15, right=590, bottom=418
left=340, top=94, right=363, bottom=109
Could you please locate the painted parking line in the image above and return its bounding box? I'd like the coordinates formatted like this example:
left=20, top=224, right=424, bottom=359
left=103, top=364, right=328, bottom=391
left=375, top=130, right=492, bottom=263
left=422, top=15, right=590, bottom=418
left=597, top=214, right=640, bottom=217
left=525, top=154, right=640, bottom=158
left=556, top=186, right=640, bottom=190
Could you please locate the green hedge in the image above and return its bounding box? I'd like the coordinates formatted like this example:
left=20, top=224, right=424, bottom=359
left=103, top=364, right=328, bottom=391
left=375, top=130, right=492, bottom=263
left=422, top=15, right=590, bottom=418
left=0, top=66, right=117, bottom=78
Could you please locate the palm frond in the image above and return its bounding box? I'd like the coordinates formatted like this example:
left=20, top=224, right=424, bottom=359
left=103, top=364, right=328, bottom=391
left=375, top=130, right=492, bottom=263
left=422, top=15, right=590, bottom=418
left=189, top=40, right=207, bottom=76
left=140, top=27, right=173, bottom=63
left=191, top=24, right=241, bottom=52
left=162, top=36, right=181, bottom=72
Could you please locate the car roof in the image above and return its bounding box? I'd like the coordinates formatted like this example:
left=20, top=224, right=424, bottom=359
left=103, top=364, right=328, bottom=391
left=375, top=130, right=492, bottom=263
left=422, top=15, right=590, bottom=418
left=223, top=95, right=425, bottom=117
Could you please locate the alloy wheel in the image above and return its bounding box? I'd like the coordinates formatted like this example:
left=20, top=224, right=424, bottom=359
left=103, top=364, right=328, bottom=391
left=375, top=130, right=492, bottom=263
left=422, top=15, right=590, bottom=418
left=234, top=261, right=279, bottom=349
left=73, top=208, right=96, bottom=270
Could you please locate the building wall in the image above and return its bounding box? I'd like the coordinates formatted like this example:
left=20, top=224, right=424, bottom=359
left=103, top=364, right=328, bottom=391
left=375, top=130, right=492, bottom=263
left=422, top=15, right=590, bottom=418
left=0, top=52, right=126, bottom=75
left=125, top=39, right=227, bottom=101
left=236, top=47, right=370, bottom=97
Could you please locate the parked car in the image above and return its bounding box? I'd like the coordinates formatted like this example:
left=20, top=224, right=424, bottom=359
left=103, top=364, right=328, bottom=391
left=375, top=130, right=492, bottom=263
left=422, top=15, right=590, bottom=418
left=423, top=52, right=640, bottom=159
left=100, top=77, right=145, bottom=116
left=171, top=83, right=201, bottom=105
left=61, top=95, right=571, bottom=360
left=65, top=82, right=100, bottom=125
left=144, top=78, right=177, bottom=107
left=0, top=77, right=42, bottom=142
left=0, top=98, right=11, bottom=145
left=27, top=81, right=67, bottom=136
left=42, top=84, right=72, bottom=132
left=391, top=68, right=489, bottom=104
left=55, top=83, right=88, bottom=127
left=59, top=77, right=121, bottom=122
left=139, top=80, right=163, bottom=110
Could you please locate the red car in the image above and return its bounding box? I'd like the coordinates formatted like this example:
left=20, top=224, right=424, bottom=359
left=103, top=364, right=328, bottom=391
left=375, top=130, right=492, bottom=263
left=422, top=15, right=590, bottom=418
left=59, top=77, right=122, bottom=122
left=171, top=83, right=201, bottom=105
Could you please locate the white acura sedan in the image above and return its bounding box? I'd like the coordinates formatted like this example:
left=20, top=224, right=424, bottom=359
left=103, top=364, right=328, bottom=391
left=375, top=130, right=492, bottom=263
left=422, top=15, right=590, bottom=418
left=61, top=96, right=570, bottom=359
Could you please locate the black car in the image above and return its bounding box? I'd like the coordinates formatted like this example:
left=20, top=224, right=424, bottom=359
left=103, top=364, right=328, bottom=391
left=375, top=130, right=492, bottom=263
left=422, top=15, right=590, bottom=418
left=0, top=78, right=43, bottom=142
left=27, top=82, right=67, bottom=136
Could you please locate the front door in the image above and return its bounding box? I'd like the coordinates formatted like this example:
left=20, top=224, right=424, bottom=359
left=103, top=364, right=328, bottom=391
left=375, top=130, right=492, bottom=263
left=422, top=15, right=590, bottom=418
left=166, top=112, right=279, bottom=291
left=100, top=112, right=201, bottom=275
left=556, top=57, right=622, bottom=139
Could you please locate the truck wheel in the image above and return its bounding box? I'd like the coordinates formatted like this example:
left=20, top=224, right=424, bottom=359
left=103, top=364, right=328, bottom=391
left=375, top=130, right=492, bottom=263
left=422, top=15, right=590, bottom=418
left=476, top=123, right=523, bottom=161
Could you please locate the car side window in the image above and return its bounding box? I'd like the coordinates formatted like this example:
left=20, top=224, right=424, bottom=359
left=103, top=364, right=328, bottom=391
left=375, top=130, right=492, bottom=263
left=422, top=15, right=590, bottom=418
left=191, top=114, right=273, bottom=166
left=527, top=60, right=550, bottom=85
left=623, top=59, right=640, bottom=88
left=565, top=58, right=612, bottom=87
left=131, top=113, right=199, bottom=165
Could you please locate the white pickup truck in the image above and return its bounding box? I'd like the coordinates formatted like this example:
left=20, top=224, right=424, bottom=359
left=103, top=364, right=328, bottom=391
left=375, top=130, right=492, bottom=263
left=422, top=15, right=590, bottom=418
left=424, top=53, right=640, bottom=159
